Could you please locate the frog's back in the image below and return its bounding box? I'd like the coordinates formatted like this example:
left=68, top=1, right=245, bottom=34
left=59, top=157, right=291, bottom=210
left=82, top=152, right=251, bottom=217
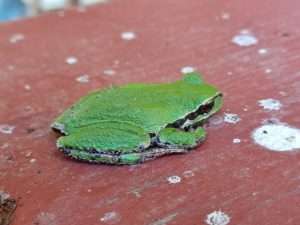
left=54, top=74, right=220, bottom=134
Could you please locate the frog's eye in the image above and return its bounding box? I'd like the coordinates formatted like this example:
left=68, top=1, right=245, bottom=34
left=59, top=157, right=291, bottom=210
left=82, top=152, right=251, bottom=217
left=182, top=72, right=203, bottom=84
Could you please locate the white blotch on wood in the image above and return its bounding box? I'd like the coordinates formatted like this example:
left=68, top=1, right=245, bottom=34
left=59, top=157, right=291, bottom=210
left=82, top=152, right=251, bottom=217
left=30, top=158, right=37, bottom=163
left=76, top=74, right=89, bottom=83
left=279, top=91, right=287, bottom=97
left=258, top=48, right=268, bottom=55
left=206, top=210, right=230, bottom=225
left=252, top=124, right=300, bottom=151
left=100, top=211, right=121, bottom=223
left=258, top=98, right=282, bottom=111
left=224, top=113, right=241, bottom=124
left=9, top=33, right=25, bottom=43
left=149, top=213, right=177, bottom=225
left=167, top=175, right=181, bottom=184
left=103, top=69, right=116, bottom=76
left=183, top=170, right=195, bottom=178
left=66, top=57, right=78, bottom=65
left=181, top=66, right=195, bottom=74
left=8, top=65, right=15, bottom=71
left=221, top=12, right=230, bottom=20
left=264, top=68, right=272, bottom=74
left=121, top=32, right=136, bottom=41
left=231, top=30, right=258, bottom=47
left=233, top=138, right=241, bottom=144
left=24, top=84, right=31, bottom=91
left=0, top=125, right=15, bottom=134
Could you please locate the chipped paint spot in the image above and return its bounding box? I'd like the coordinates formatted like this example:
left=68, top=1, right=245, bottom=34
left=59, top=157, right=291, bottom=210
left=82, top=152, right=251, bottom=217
left=100, top=211, right=121, bottom=224
left=221, top=12, right=230, bottom=20
left=226, top=71, right=233, bottom=76
left=167, top=175, right=181, bottom=184
left=103, top=69, right=116, bottom=76
left=258, top=98, right=282, bottom=111
left=24, top=84, right=31, bottom=91
left=34, top=212, right=56, bottom=225
left=206, top=210, right=230, bottom=225
left=279, top=91, right=287, bottom=97
left=66, top=57, right=78, bottom=65
left=252, top=124, right=300, bottom=151
left=224, top=113, right=241, bottom=124
left=1, top=143, right=9, bottom=149
left=233, top=138, right=241, bottom=144
left=149, top=213, right=177, bottom=225
left=0, top=125, right=15, bottom=134
left=181, top=66, right=195, bottom=74
left=76, top=74, right=89, bottom=83
left=121, top=32, right=136, bottom=40
left=209, top=115, right=224, bottom=126
left=8, top=65, right=15, bottom=71
left=30, top=158, right=37, bottom=163
left=183, top=170, right=195, bottom=178
left=232, top=30, right=258, bottom=47
left=264, top=68, right=272, bottom=74
left=258, top=48, right=268, bottom=55
left=9, top=33, right=25, bottom=43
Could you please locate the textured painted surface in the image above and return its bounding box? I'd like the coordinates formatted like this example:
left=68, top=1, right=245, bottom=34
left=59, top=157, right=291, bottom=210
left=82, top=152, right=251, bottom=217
left=1, top=0, right=300, bottom=224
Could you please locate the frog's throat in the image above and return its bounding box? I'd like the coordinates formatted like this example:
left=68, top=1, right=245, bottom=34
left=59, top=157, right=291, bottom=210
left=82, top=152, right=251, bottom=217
left=167, top=93, right=223, bottom=129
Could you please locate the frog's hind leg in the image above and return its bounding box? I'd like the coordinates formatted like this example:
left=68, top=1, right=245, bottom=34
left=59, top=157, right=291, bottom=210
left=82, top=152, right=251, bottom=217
left=56, top=121, right=151, bottom=165
left=157, top=127, right=206, bottom=149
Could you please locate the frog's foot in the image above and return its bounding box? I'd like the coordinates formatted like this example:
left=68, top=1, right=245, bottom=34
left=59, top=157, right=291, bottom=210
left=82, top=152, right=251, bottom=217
left=156, top=127, right=206, bottom=149
left=60, top=148, right=190, bottom=165
left=56, top=121, right=151, bottom=165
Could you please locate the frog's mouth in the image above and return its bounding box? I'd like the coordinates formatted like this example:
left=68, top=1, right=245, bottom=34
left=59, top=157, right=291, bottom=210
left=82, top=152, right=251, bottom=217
left=168, top=94, right=223, bottom=130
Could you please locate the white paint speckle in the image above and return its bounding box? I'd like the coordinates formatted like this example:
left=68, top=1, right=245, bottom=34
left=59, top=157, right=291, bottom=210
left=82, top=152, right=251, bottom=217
left=103, top=69, right=116, bottom=76
left=30, top=158, right=37, bottom=163
left=24, top=84, right=31, bottom=91
left=100, top=211, right=121, bottom=223
left=264, top=68, right=272, bottom=74
left=279, top=91, right=287, bottom=97
left=167, top=175, right=182, bottom=184
left=258, top=98, right=282, bottom=111
left=181, top=66, right=195, bottom=74
left=66, top=57, right=78, bottom=65
left=121, top=32, right=136, bottom=41
left=8, top=65, right=15, bottom=71
left=232, top=30, right=258, bottom=47
left=252, top=124, right=300, bottom=151
left=9, top=33, right=25, bottom=43
left=258, top=48, right=268, bottom=55
left=221, top=12, right=230, bottom=20
left=0, top=125, right=15, bottom=134
left=76, top=74, right=89, bottom=83
left=240, top=29, right=250, bottom=34
left=206, top=210, right=230, bottom=225
left=233, top=138, right=241, bottom=144
left=226, top=71, right=233, bottom=76
left=224, top=113, right=241, bottom=124
left=183, top=170, right=195, bottom=178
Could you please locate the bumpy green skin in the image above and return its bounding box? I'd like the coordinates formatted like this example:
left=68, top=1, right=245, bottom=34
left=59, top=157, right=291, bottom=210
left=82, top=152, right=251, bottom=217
left=51, top=72, right=223, bottom=165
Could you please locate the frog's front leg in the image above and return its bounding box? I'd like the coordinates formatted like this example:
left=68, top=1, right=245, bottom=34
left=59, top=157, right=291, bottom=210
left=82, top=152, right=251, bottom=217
left=56, top=121, right=151, bottom=165
left=157, top=127, right=206, bottom=149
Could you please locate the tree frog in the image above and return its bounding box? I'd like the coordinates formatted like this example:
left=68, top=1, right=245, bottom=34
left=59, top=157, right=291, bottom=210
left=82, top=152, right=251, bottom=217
left=51, top=72, right=222, bottom=165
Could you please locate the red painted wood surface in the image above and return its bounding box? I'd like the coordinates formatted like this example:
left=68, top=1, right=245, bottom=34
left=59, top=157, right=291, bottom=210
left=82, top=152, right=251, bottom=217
left=1, top=0, right=300, bottom=224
